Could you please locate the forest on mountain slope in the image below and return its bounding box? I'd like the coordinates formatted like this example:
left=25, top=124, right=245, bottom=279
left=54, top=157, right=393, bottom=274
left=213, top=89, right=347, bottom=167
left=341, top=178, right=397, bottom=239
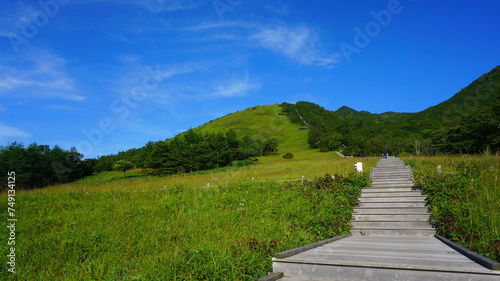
left=281, top=65, right=500, bottom=156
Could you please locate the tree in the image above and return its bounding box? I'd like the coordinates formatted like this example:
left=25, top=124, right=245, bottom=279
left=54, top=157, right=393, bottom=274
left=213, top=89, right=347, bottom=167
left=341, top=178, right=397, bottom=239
left=0, top=142, right=92, bottom=189
left=262, top=138, right=279, bottom=155
left=113, top=160, right=135, bottom=176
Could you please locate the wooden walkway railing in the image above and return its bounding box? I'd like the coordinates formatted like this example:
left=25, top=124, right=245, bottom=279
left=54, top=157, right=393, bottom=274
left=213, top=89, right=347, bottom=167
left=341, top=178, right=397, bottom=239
left=260, top=157, right=500, bottom=281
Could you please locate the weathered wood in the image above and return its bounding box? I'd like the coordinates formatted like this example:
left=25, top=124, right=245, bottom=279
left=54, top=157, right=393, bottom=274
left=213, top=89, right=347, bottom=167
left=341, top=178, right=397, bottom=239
left=436, top=235, right=500, bottom=271
left=275, top=234, right=351, bottom=258
left=257, top=272, right=284, bottom=281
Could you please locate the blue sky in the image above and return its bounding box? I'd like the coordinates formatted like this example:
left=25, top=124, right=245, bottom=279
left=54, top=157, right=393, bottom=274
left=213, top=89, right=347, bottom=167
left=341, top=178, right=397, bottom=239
left=1, top=0, right=499, bottom=158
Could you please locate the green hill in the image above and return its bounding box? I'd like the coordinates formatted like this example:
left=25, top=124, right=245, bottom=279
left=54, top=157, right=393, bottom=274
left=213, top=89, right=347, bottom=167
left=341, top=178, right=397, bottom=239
left=411, top=65, right=500, bottom=129
left=194, top=104, right=310, bottom=154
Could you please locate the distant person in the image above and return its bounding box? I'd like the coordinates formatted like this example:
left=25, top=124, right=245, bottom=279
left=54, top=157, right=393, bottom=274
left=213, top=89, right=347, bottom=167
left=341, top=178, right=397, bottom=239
left=382, top=150, right=388, bottom=159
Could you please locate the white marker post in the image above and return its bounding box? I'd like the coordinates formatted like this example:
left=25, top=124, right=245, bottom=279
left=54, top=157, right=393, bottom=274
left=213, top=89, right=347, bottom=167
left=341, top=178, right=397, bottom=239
left=354, top=162, right=363, bottom=172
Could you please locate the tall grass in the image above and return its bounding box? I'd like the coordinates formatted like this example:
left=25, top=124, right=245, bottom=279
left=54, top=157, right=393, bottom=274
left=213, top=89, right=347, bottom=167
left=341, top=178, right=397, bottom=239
left=0, top=155, right=370, bottom=280
left=38, top=154, right=377, bottom=193
left=404, top=154, right=500, bottom=262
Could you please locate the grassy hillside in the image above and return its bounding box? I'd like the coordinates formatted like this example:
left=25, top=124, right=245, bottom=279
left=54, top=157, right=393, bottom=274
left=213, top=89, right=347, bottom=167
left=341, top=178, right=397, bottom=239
left=194, top=104, right=310, bottom=154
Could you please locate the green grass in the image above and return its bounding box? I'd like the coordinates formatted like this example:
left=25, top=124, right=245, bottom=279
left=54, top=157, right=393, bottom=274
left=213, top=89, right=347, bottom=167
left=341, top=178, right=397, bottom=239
left=0, top=114, right=380, bottom=279
left=1, top=153, right=498, bottom=280
left=403, top=154, right=500, bottom=262
left=0, top=169, right=368, bottom=280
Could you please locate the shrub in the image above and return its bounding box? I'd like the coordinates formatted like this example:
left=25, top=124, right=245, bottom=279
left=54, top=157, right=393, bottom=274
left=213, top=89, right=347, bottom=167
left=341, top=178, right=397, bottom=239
left=319, top=146, right=329, bottom=152
left=232, top=159, right=254, bottom=167
left=140, top=168, right=154, bottom=176
left=113, top=160, right=135, bottom=176
left=282, top=152, right=294, bottom=159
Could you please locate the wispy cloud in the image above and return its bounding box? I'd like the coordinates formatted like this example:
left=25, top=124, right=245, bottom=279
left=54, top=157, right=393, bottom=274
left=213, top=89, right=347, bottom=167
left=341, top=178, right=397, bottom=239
left=0, top=123, right=31, bottom=139
left=115, top=61, right=204, bottom=100
left=250, top=25, right=339, bottom=68
left=211, top=73, right=261, bottom=97
left=0, top=49, right=85, bottom=101
left=178, top=19, right=338, bottom=69
left=180, top=21, right=251, bottom=32
left=71, top=0, right=211, bottom=13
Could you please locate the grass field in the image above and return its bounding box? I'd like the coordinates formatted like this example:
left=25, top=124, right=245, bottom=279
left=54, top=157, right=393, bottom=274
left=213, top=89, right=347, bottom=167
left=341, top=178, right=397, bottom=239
left=1, top=152, right=499, bottom=280
left=1, top=148, right=375, bottom=280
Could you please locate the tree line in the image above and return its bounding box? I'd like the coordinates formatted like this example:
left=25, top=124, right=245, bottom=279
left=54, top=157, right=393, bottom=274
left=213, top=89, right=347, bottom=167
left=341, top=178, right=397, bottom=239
left=0, top=129, right=278, bottom=189
left=94, top=129, right=278, bottom=175
left=281, top=99, right=499, bottom=156
left=143, top=129, right=277, bottom=175
left=0, top=142, right=94, bottom=189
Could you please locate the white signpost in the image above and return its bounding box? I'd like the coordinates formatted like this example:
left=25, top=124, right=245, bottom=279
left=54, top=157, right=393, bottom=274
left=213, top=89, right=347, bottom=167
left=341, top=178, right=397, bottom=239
left=354, top=162, right=363, bottom=172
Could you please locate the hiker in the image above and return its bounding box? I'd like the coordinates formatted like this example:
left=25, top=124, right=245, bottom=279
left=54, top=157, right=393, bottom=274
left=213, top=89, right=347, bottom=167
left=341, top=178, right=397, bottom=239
left=382, top=150, right=388, bottom=159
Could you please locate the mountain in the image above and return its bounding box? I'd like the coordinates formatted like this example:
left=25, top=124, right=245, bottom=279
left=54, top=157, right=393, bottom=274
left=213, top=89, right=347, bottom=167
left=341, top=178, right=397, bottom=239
left=335, top=106, right=413, bottom=121
left=281, top=65, right=500, bottom=155
left=411, top=65, right=500, bottom=129
left=335, top=106, right=371, bottom=117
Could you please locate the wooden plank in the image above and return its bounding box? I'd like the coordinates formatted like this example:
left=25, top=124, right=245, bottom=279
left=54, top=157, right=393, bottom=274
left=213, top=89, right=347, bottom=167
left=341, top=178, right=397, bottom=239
left=257, top=272, right=284, bottom=281
left=436, top=235, right=500, bottom=270
left=274, top=234, right=351, bottom=258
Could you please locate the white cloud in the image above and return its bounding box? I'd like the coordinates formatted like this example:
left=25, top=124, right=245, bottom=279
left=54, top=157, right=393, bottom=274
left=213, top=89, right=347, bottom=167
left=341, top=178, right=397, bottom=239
left=250, top=25, right=339, bottom=68
left=212, top=74, right=261, bottom=97
left=115, top=62, right=204, bottom=101
left=71, top=0, right=210, bottom=13
left=0, top=49, right=85, bottom=101
left=0, top=123, right=31, bottom=138
left=180, top=21, right=249, bottom=32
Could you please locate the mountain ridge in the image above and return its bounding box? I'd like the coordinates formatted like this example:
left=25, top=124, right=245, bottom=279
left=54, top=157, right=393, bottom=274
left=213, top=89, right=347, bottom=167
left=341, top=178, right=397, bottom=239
left=281, top=65, right=499, bottom=155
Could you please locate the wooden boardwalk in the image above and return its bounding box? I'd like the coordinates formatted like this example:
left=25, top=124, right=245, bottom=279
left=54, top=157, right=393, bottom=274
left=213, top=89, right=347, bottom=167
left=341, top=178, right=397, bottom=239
left=261, top=157, right=500, bottom=281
